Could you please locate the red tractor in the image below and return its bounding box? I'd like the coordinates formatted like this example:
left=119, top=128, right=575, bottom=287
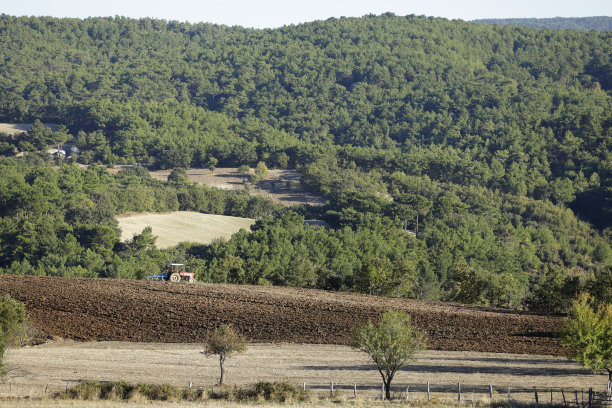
left=147, top=263, right=195, bottom=283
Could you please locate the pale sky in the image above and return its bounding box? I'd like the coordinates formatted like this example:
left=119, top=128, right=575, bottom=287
left=2, top=0, right=611, bottom=28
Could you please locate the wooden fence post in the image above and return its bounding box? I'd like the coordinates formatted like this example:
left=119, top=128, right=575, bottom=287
left=535, top=387, right=539, bottom=405
left=508, top=387, right=511, bottom=404
left=427, top=381, right=430, bottom=401
left=330, top=382, right=333, bottom=395
left=406, top=386, right=409, bottom=400
left=588, top=388, right=592, bottom=408
left=562, top=388, right=567, bottom=405
left=489, top=385, right=493, bottom=399
left=303, top=382, right=306, bottom=392
left=575, top=390, right=579, bottom=407
left=458, top=382, right=461, bottom=402
left=354, top=383, right=357, bottom=398
left=188, top=381, right=192, bottom=389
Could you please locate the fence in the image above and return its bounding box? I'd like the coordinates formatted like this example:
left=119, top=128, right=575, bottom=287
left=300, top=380, right=612, bottom=406
left=0, top=379, right=610, bottom=405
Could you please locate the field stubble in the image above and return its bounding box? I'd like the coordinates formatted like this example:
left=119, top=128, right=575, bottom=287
left=0, top=342, right=602, bottom=403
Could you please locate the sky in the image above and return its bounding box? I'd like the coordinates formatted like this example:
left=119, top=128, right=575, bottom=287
left=2, top=0, right=611, bottom=28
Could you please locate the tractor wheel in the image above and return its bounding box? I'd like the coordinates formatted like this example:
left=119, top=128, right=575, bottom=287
left=188, top=277, right=195, bottom=283
left=169, top=273, right=180, bottom=282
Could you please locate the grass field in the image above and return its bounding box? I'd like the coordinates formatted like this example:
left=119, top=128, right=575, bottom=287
left=1, top=341, right=603, bottom=405
left=116, top=211, right=255, bottom=248
left=0, top=123, right=56, bottom=135
left=149, top=168, right=326, bottom=207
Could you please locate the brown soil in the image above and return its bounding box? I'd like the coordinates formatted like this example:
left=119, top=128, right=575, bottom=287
left=0, top=275, right=566, bottom=356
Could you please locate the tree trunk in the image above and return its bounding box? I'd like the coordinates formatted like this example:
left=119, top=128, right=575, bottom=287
left=219, top=354, right=225, bottom=385
left=385, top=377, right=392, bottom=400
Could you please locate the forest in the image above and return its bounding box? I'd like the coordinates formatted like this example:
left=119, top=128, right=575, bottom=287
left=0, top=13, right=610, bottom=311
left=474, top=17, right=612, bottom=32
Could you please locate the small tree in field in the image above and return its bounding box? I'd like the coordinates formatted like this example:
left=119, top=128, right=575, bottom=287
left=0, top=295, right=28, bottom=374
left=204, top=324, right=247, bottom=385
left=561, top=294, right=612, bottom=381
left=353, top=310, right=426, bottom=399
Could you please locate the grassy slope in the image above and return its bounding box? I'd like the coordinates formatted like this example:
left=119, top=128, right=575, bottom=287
left=116, top=211, right=255, bottom=248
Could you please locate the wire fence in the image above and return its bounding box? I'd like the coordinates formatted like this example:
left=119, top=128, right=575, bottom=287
left=0, top=379, right=610, bottom=406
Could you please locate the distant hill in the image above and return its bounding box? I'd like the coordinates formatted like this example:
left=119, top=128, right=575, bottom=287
left=473, top=16, right=612, bottom=31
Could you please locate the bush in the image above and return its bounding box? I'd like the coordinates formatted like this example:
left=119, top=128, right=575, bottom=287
left=136, top=383, right=179, bottom=401
left=0, top=295, right=28, bottom=374
left=65, top=381, right=103, bottom=400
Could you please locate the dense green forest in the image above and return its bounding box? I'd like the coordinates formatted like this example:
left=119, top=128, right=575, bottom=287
left=474, top=17, right=612, bottom=32
left=0, top=14, right=610, bottom=311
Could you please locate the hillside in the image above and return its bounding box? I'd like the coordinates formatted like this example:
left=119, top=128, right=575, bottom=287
left=474, top=17, right=612, bottom=31
left=0, top=275, right=566, bottom=356
left=0, top=14, right=610, bottom=313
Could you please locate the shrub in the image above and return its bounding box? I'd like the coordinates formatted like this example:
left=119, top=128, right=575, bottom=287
left=136, top=383, right=179, bottom=401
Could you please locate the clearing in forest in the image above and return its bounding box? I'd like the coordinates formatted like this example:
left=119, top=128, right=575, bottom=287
left=116, top=211, right=255, bottom=248
left=149, top=168, right=327, bottom=207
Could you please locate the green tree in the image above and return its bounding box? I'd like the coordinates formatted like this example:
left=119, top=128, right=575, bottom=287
left=0, top=295, right=28, bottom=374
left=254, top=161, right=269, bottom=182
left=204, top=324, right=247, bottom=385
left=167, top=168, right=189, bottom=184
left=207, top=157, right=218, bottom=174
left=561, top=294, right=612, bottom=381
left=237, top=165, right=251, bottom=176
left=352, top=310, right=426, bottom=399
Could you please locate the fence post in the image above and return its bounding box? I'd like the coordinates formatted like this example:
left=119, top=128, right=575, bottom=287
left=354, top=383, right=357, bottom=398
left=550, top=388, right=553, bottom=404
left=489, top=385, right=493, bottom=399
left=406, top=386, right=409, bottom=400
left=188, top=381, right=192, bottom=390
left=458, top=382, right=461, bottom=402
left=535, top=387, right=539, bottom=405
left=588, top=388, right=592, bottom=408
left=303, top=382, right=306, bottom=392
left=562, top=388, right=567, bottom=405
left=427, top=381, right=430, bottom=401
left=575, top=390, right=579, bottom=407
left=330, top=382, right=333, bottom=395
left=508, top=387, right=511, bottom=404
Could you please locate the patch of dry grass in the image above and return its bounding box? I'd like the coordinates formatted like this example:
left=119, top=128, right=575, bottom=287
left=0, top=123, right=56, bottom=135
left=116, top=211, right=255, bottom=248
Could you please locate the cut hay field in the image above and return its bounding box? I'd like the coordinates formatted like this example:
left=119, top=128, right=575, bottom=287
left=0, top=123, right=56, bottom=135
left=116, top=211, right=255, bottom=248
left=0, top=342, right=602, bottom=403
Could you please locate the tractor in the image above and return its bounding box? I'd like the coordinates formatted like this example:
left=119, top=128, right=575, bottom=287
left=147, top=263, right=195, bottom=283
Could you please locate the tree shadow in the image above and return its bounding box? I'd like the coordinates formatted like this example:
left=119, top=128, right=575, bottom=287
left=300, top=363, right=592, bottom=377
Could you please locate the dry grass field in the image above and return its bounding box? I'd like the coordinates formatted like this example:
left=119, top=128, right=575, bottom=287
left=116, top=211, right=255, bottom=248
left=149, top=168, right=326, bottom=207
left=0, top=123, right=56, bottom=135
left=0, top=341, right=603, bottom=404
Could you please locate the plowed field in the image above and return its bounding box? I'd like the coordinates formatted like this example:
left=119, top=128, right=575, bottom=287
left=0, top=275, right=566, bottom=356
